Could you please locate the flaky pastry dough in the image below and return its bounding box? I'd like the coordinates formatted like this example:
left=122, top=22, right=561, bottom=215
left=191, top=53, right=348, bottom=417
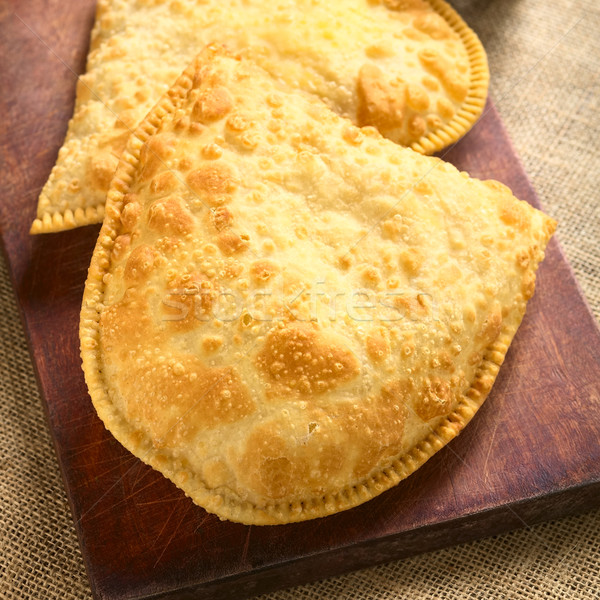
left=33, top=0, right=488, bottom=233
left=80, top=47, right=553, bottom=524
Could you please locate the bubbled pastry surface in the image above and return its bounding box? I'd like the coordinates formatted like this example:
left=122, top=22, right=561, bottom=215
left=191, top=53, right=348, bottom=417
left=80, top=47, right=554, bottom=524
left=32, top=0, right=488, bottom=233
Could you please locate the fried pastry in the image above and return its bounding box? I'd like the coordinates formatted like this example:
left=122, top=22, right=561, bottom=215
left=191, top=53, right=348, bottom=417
left=80, top=47, right=553, bottom=524
left=32, top=0, right=488, bottom=233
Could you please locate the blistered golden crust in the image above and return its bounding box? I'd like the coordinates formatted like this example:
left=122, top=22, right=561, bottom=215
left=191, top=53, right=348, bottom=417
left=80, top=47, right=554, bottom=525
left=33, top=0, right=488, bottom=233
left=408, top=0, right=489, bottom=154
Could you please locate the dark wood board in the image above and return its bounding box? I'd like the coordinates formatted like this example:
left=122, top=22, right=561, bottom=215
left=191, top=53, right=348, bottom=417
left=1, top=1, right=600, bottom=599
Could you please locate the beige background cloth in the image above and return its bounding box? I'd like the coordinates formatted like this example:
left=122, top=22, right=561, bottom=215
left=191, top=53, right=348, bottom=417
left=1, top=0, right=599, bottom=597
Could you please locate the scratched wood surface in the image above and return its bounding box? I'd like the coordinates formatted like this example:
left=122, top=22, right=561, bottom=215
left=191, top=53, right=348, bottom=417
left=2, top=2, right=600, bottom=599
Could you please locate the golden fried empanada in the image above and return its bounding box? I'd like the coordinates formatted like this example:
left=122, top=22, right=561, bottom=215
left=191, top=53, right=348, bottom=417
left=80, top=47, right=551, bottom=524
left=33, top=0, right=488, bottom=233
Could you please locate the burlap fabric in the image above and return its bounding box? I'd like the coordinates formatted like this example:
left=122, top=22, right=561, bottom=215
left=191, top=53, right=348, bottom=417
left=1, top=0, right=598, bottom=597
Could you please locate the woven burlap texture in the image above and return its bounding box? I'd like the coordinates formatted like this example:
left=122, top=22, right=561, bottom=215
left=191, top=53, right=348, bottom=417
left=1, top=0, right=598, bottom=598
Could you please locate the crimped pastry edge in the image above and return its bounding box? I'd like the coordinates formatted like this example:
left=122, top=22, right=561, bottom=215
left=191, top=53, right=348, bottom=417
left=30, top=204, right=105, bottom=234
left=34, top=0, right=489, bottom=234
left=410, top=0, right=490, bottom=155
left=80, top=49, right=535, bottom=525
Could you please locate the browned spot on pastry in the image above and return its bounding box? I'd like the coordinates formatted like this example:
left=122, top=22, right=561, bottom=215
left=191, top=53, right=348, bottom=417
left=192, top=86, right=233, bottom=122
left=111, top=234, right=131, bottom=262
left=210, top=206, right=233, bottom=231
left=162, top=272, right=215, bottom=330
left=186, top=162, right=238, bottom=206
left=237, top=384, right=408, bottom=498
left=391, top=294, right=430, bottom=320
left=178, top=157, right=193, bottom=171
left=174, top=116, right=190, bottom=131
left=437, top=97, right=455, bottom=120
left=413, top=376, right=455, bottom=421
left=217, top=231, right=248, bottom=255
left=119, top=358, right=255, bottom=448
left=499, top=198, right=532, bottom=231
left=139, top=133, right=176, bottom=183
left=472, top=372, right=495, bottom=396
left=418, top=49, right=468, bottom=102
left=403, top=26, right=426, bottom=42
left=360, top=265, right=381, bottom=286
left=399, top=247, right=423, bottom=276
left=189, top=122, right=205, bottom=135
left=257, top=324, right=359, bottom=395
left=366, top=329, right=391, bottom=362
left=380, top=379, right=413, bottom=407
left=522, top=271, right=536, bottom=301
left=91, top=154, right=118, bottom=191
left=202, top=143, right=223, bottom=160
left=124, top=244, right=158, bottom=285
left=351, top=383, right=407, bottom=479
left=337, top=253, right=353, bottom=270
left=236, top=416, right=346, bottom=500
left=357, top=63, right=405, bottom=131
left=408, top=114, right=427, bottom=138
left=238, top=426, right=305, bottom=499
left=433, top=350, right=456, bottom=373
left=426, top=114, right=442, bottom=129
left=413, top=13, right=453, bottom=40
left=148, top=196, right=194, bottom=236
left=250, top=260, right=279, bottom=284
left=100, top=293, right=153, bottom=357
left=150, top=170, right=178, bottom=196
left=342, top=125, right=363, bottom=145
left=414, top=180, right=433, bottom=195
left=234, top=381, right=407, bottom=499
left=201, top=457, right=233, bottom=489
left=120, top=194, right=142, bottom=233
left=516, top=248, right=531, bottom=270
left=257, top=456, right=295, bottom=499
left=220, top=260, right=244, bottom=279
left=478, top=303, right=502, bottom=344
left=226, top=113, right=250, bottom=132
left=401, top=339, right=415, bottom=358
left=405, top=83, right=430, bottom=112
left=382, top=216, right=407, bottom=240
left=202, top=335, right=223, bottom=353
left=295, top=225, right=308, bottom=239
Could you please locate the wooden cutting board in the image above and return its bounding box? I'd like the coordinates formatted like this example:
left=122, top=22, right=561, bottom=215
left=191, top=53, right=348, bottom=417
left=2, top=2, right=600, bottom=599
